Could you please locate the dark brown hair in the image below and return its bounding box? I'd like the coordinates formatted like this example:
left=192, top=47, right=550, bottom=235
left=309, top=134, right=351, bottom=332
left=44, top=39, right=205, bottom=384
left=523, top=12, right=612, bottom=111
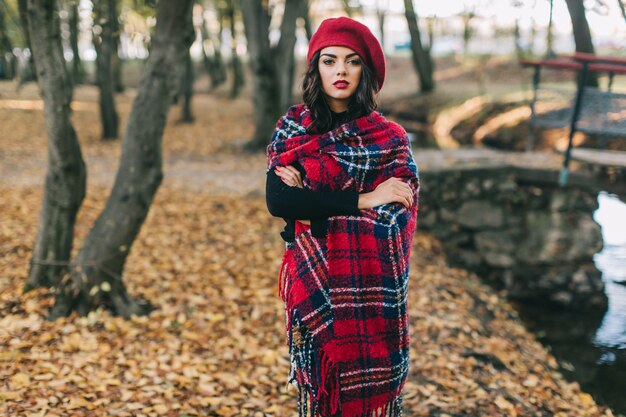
left=302, top=51, right=378, bottom=133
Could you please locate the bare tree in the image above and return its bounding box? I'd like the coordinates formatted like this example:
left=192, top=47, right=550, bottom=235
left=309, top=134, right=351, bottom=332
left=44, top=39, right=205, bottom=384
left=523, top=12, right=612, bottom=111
left=198, top=4, right=213, bottom=82
left=564, top=0, right=598, bottom=86
left=68, top=1, right=84, bottom=85
left=199, top=1, right=226, bottom=90
left=426, top=16, right=436, bottom=53
left=546, top=0, right=555, bottom=57
left=301, top=0, right=312, bottom=40
left=528, top=9, right=538, bottom=54
left=179, top=5, right=194, bottom=122
left=225, top=0, right=244, bottom=98
left=93, top=0, right=119, bottom=139
left=23, top=0, right=86, bottom=291
left=180, top=49, right=195, bottom=122
left=276, top=0, right=303, bottom=114
left=16, top=0, right=36, bottom=87
left=461, top=9, right=476, bottom=58
left=564, top=0, right=596, bottom=54
left=46, top=0, right=195, bottom=320
left=240, top=0, right=305, bottom=149
left=112, top=0, right=123, bottom=92
left=618, top=0, right=626, bottom=21
left=403, top=0, right=434, bottom=92
left=17, top=0, right=30, bottom=49
left=341, top=0, right=354, bottom=17
left=376, top=0, right=388, bottom=51
left=0, top=0, right=15, bottom=79
left=514, top=18, right=524, bottom=58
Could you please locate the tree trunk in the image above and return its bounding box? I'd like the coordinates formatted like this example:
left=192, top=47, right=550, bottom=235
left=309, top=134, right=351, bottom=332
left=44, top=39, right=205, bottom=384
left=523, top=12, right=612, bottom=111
left=564, top=0, right=598, bottom=86
left=199, top=5, right=222, bottom=90
left=179, top=3, right=194, bottom=122
left=0, top=0, right=14, bottom=80
left=341, top=0, right=354, bottom=17
left=215, top=5, right=227, bottom=85
left=24, top=0, right=86, bottom=292
left=17, top=0, right=30, bottom=48
left=301, top=0, right=312, bottom=41
left=426, top=17, right=435, bottom=50
left=112, top=0, right=123, bottom=92
left=94, top=0, right=119, bottom=139
left=618, top=0, right=626, bottom=22
left=403, top=0, right=434, bottom=93
left=69, top=2, right=84, bottom=85
left=241, top=0, right=280, bottom=149
left=240, top=0, right=303, bottom=149
left=528, top=16, right=537, bottom=55
left=376, top=1, right=387, bottom=52
left=180, top=49, right=195, bottom=122
left=17, top=0, right=36, bottom=87
left=200, top=1, right=225, bottom=90
left=113, top=41, right=124, bottom=92
left=514, top=19, right=524, bottom=60
left=47, top=0, right=195, bottom=320
left=545, top=0, right=555, bottom=57
left=227, top=1, right=243, bottom=98
left=461, top=13, right=474, bottom=58
left=564, top=0, right=595, bottom=54
left=275, top=0, right=303, bottom=110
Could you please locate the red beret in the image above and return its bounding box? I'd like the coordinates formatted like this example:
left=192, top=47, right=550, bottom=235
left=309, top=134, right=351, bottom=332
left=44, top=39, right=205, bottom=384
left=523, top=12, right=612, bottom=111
left=307, top=16, right=386, bottom=92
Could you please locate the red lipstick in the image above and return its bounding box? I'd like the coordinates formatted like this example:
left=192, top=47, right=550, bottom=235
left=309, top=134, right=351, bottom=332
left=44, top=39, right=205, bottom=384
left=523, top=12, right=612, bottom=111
left=333, top=80, right=349, bottom=89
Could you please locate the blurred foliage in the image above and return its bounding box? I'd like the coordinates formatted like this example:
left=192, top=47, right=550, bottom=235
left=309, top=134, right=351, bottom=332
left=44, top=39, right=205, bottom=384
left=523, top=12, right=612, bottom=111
left=116, top=0, right=157, bottom=53
left=3, top=0, right=25, bottom=47
left=130, top=0, right=157, bottom=14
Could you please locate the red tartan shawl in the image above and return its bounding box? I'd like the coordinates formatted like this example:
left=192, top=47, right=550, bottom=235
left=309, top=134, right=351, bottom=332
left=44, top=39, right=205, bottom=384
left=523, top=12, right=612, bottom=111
left=267, top=104, right=419, bottom=417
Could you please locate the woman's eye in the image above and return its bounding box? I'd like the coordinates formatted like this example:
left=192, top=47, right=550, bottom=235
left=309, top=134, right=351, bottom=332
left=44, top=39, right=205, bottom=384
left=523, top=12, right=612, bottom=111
left=348, top=59, right=361, bottom=65
left=322, top=59, right=334, bottom=65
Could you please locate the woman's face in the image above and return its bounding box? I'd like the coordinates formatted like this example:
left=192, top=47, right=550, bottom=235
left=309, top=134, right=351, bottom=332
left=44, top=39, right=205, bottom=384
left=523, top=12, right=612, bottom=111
left=317, top=46, right=363, bottom=113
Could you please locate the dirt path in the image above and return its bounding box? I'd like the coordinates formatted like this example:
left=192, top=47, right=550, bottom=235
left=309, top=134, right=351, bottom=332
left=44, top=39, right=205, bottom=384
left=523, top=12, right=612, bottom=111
left=0, top=82, right=267, bottom=196
left=0, top=149, right=267, bottom=196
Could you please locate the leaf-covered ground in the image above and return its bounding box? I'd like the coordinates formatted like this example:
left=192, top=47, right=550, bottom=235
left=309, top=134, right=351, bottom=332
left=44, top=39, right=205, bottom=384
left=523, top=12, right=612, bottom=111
left=0, top=78, right=616, bottom=416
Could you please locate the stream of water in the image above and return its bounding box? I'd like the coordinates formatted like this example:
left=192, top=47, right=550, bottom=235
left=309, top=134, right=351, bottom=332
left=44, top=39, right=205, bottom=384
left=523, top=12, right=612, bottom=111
left=514, top=191, right=626, bottom=416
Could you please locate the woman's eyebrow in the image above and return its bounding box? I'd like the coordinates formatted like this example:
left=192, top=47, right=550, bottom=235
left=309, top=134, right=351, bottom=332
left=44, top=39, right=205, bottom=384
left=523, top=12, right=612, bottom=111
left=320, top=53, right=360, bottom=59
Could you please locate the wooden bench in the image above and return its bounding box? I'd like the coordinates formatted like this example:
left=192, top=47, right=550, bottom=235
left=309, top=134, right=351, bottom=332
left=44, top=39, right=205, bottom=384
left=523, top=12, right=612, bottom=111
left=520, top=53, right=626, bottom=185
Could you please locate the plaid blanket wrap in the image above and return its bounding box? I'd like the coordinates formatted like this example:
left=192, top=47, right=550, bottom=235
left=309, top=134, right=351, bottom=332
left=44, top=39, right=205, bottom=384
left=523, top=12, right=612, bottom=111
left=267, top=104, right=419, bottom=417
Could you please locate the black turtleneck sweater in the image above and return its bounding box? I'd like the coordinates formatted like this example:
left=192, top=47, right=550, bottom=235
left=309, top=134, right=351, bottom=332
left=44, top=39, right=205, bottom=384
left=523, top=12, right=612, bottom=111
left=265, top=110, right=361, bottom=242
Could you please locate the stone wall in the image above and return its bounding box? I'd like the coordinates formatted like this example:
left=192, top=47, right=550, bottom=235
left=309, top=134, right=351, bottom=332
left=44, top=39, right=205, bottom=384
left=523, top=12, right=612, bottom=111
left=417, top=165, right=606, bottom=307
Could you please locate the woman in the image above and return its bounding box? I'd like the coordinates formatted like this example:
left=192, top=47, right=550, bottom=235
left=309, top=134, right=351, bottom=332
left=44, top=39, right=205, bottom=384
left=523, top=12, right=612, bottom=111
left=266, top=16, right=420, bottom=417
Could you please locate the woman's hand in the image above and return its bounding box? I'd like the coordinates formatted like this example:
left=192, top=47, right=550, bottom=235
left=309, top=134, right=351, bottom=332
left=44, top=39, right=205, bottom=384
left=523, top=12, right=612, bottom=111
left=358, top=177, right=413, bottom=209
left=275, top=165, right=303, bottom=188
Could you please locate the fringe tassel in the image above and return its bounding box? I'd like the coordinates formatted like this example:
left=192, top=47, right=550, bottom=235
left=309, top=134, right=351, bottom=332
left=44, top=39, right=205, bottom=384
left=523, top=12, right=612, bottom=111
left=341, top=394, right=404, bottom=417
left=297, top=382, right=309, bottom=417
left=278, top=249, right=293, bottom=302
left=288, top=312, right=321, bottom=417
left=280, top=249, right=298, bottom=337
left=287, top=315, right=339, bottom=416
left=287, top=308, right=405, bottom=417
left=294, top=383, right=404, bottom=417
